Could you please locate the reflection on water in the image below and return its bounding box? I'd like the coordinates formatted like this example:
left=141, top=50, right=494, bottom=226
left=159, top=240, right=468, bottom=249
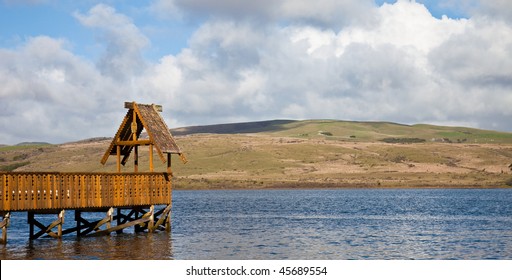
left=1, top=230, right=173, bottom=260
left=1, top=188, right=512, bottom=260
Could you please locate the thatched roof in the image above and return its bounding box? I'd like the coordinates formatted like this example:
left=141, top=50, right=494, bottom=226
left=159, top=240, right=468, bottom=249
left=101, top=102, right=182, bottom=165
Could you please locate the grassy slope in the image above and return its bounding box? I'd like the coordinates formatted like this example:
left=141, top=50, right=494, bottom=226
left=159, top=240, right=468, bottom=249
left=2, top=120, right=512, bottom=189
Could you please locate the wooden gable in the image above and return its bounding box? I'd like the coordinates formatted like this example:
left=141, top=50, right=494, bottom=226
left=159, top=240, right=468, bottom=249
left=101, top=102, right=182, bottom=167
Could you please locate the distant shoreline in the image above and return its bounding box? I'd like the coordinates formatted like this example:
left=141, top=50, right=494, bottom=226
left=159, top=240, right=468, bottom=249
left=173, top=179, right=511, bottom=190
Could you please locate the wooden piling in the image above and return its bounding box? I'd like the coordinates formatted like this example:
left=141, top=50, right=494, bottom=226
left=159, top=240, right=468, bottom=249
left=0, top=212, right=10, bottom=244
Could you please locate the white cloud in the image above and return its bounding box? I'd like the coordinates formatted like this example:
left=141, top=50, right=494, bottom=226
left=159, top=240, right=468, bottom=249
left=2, top=0, right=512, bottom=144
left=152, top=0, right=377, bottom=28
left=478, top=0, right=512, bottom=22
left=74, top=4, right=150, bottom=80
left=430, top=19, right=512, bottom=87
left=0, top=36, right=126, bottom=144
left=280, top=0, right=377, bottom=28
left=362, top=1, right=466, bottom=52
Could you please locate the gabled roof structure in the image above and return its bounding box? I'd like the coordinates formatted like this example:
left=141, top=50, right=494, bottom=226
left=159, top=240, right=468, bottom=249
left=101, top=102, right=184, bottom=171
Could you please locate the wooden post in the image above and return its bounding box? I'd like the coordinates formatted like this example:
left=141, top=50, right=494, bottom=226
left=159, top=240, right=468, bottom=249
left=132, top=107, right=137, bottom=141
left=149, top=144, right=154, bottom=172
left=75, top=210, right=81, bottom=237
left=116, top=208, right=123, bottom=234
left=134, top=209, right=141, bottom=232
left=28, top=212, right=35, bottom=240
left=134, top=146, right=139, bottom=172
left=106, top=207, right=113, bottom=230
left=167, top=153, right=172, bottom=175
left=57, top=210, right=65, bottom=238
left=132, top=109, right=138, bottom=173
left=148, top=205, right=155, bottom=233
left=116, top=145, right=121, bottom=173
left=165, top=209, right=171, bottom=232
left=0, top=212, right=10, bottom=244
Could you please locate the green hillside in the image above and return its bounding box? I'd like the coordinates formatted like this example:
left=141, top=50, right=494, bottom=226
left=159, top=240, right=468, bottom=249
left=174, top=119, right=512, bottom=144
left=2, top=120, right=512, bottom=189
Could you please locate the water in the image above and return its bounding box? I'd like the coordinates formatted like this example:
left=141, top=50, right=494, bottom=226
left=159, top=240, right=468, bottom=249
left=1, top=188, right=512, bottom=259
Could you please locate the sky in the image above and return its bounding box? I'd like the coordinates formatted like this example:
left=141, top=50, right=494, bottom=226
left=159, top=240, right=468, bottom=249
left=0, top=0, right=511, bottom=144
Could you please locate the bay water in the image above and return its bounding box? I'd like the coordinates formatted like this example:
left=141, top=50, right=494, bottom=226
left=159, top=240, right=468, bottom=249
left=1, top=188, right=511, bottom=259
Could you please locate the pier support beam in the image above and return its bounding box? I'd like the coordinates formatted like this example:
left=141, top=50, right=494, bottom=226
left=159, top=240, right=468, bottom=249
left=5, top=205, right=170, bottom=243
left=90, top=206, right=154, bottom=237
left=28, top=210, right=65, bottom=240
left=151, top=204, right=172, bottom=232
left=89, top=205, right=171, bottom=236
left=74, top=208, right=114, bottom=237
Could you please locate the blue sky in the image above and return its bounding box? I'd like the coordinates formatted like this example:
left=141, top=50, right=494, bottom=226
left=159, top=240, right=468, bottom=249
left=1, top=0, right=511, bottom=144
left=0, top=0, right=472, bottom=60
left=0, top=0, right=195, bottom=60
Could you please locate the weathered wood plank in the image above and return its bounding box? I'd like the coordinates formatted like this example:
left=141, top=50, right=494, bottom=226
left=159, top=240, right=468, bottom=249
left=115, top=140, right=152, bottom=146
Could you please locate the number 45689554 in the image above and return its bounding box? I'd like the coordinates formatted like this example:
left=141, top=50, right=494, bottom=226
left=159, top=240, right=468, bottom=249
left=278, top=267, right=327, bottom=276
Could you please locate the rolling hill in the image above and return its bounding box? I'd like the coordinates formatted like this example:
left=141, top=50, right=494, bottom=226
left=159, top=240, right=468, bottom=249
left=2, top=120, right=512, bottom=189
left=173, top=119, right=512, bottom=144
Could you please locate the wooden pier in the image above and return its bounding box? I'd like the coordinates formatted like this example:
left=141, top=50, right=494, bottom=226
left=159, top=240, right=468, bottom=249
left=0, top=102, right=185, bottom=244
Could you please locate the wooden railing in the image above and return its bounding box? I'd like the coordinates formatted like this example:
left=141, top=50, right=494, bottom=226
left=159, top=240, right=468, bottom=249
left=0, top=172, right=171, bottom=212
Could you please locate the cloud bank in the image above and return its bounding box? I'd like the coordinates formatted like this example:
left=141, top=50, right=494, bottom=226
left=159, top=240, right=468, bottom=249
left=1, top=0, right=512, bottom=144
